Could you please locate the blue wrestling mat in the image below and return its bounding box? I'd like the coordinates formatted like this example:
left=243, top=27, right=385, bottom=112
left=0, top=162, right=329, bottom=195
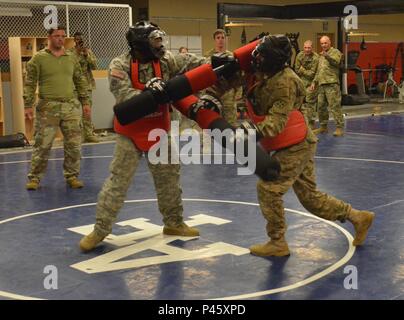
left=0, top=114, right=403, bottom=300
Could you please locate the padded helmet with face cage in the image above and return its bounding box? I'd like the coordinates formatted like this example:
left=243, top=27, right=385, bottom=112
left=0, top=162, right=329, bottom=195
left=126, top=21, right=166, bottom=61
left=252, top=34, right=292, bottom=74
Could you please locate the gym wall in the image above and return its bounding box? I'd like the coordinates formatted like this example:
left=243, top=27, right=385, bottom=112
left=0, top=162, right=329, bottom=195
left=149, top=0, right=343, bottom=54
left=148, top=0, right=404, bottom=54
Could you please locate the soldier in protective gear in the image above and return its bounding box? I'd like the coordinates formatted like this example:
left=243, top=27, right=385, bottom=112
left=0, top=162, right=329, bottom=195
left=80, top=21, right=205, bottom=252
left=241, top=35, right=374, bottom=256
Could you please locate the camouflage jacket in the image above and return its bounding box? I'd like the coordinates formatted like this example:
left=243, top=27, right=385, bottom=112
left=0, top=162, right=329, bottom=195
left=204, top=48, right=233, bottom=60
left=24, top=48, right=89, bottom=107
left=67, top=47, right=97, bottom=90
left=251, top=67, right=317, bottom=143
left=175, top=52, right=208, bottom=74
left=108, top=50, right=205, bottom=104
left=295, top=51, right=319, bottom=86
left=313, top=47, right=342, bottom=85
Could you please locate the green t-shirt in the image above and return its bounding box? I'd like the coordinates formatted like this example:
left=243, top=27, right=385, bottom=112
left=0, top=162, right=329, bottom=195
left=23, top=48, right=89, bottom=107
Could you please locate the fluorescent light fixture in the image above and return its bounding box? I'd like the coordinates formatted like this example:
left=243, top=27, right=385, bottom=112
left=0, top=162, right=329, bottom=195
left=225, top=22, right=264, bottom=27
left=0, top=7, right=32, bottom=17
left=347, top=32, right=380, bottom=37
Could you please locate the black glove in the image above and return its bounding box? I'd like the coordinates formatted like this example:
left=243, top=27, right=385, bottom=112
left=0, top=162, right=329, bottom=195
left=206, top=116, right=281, bottom=181
left=211, top=53, right=240, bottom=80
left=239, top=120, right=264, bottom=140
left=188, top=94, right=222, bottom=121
left=144, top=77, right=170, bottom=104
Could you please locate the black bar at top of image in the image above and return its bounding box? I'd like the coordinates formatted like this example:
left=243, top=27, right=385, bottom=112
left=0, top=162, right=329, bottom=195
left=218, top=1, right=404, bottom=21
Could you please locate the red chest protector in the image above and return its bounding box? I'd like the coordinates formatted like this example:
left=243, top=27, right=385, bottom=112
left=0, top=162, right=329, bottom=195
left=246, top=80, right=308, bottom=151
left=113, top=60, right=170, bottom=151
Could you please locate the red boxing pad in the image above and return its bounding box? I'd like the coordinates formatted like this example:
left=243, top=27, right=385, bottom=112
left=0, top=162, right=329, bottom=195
left=185, top=64, right=218, bottom=93
left=195, top=108, right=221, bottom=129
left=173, top=95, right=199, bottom=116
left=233, top=39, right=261, bottom=73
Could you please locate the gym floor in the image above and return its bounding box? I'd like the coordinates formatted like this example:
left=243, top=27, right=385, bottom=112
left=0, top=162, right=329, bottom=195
left=0, top=110, right=403, bottom=300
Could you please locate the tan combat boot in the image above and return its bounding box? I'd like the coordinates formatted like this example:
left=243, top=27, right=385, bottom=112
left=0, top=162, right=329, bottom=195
left=163, top=222, right=200, bottom=237
left=333, top=128, right=344, bottom=137
left=347, top=209, right=375, bottom=246
left=79, top=230, right=106, bottom=252
left=26, top=178, right=40, bottom=190
left=249, top=237, right=290, bottom=257
left=66, top=177, right=84, bottom=189
left=312, top=126, right=328, bottom=135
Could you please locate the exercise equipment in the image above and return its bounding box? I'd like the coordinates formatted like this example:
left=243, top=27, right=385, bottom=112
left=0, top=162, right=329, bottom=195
left=341, top=32, right=377, bottom=105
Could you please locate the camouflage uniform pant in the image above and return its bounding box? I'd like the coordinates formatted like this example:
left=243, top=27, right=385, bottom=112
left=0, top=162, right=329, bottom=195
left=219, top=88, right=239, bottom=127
left=257, top=140, right=351, bottom=240
left=94, top=134, right=184, bottom=237
left=317, top=83, right=344, bottom=129
left=28, top=98, right=82, bottom=181
left=301, top=83, right=318, bottom=128
left=81, top=90, right=96, bottom=139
